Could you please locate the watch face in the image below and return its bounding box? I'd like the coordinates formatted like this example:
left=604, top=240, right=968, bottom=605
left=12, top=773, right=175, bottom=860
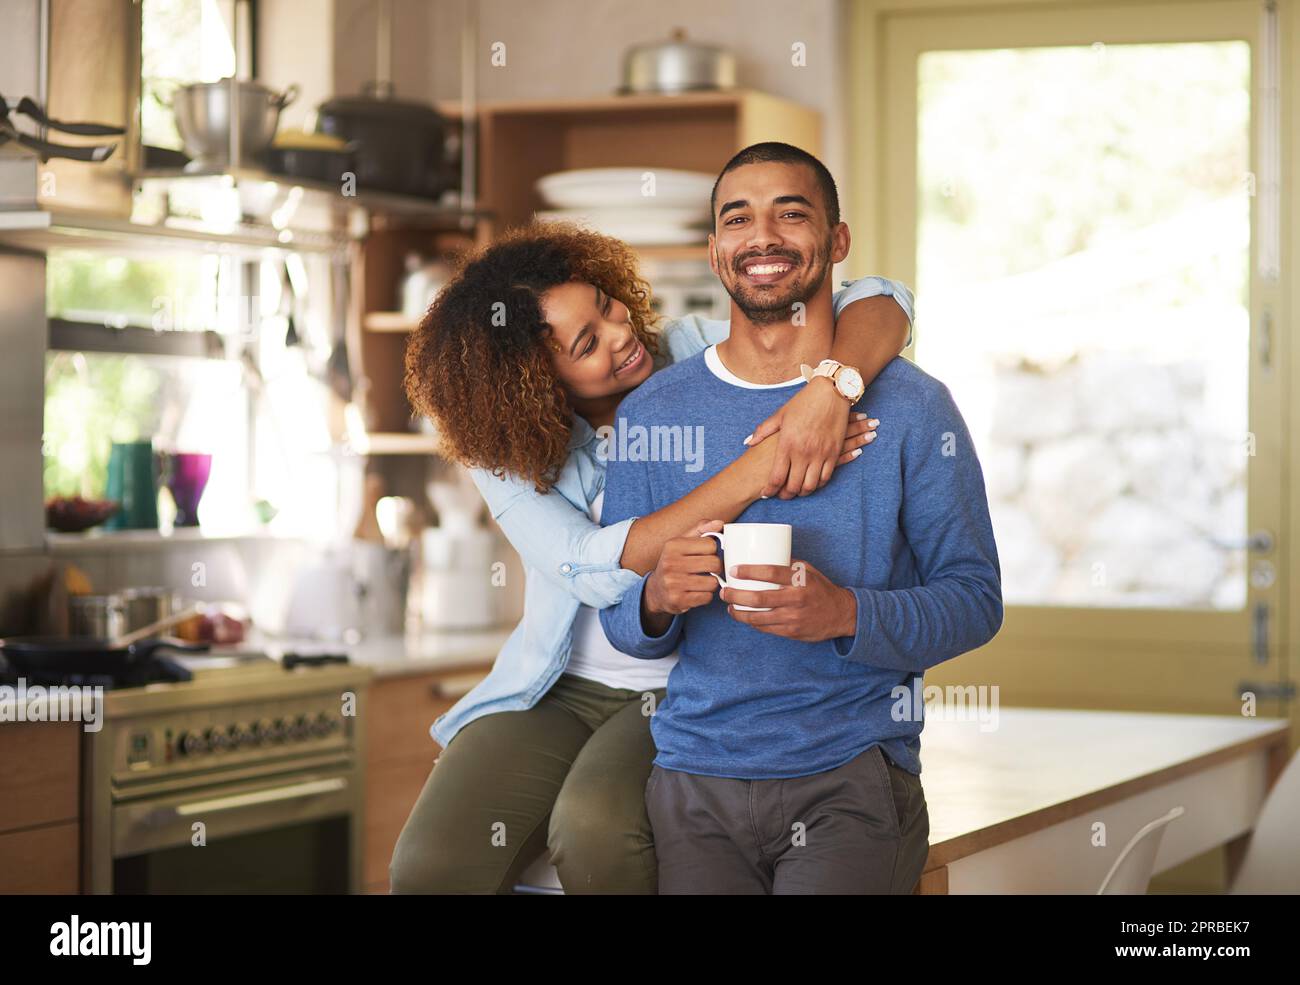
left=837, top=367, right=864, bottom=397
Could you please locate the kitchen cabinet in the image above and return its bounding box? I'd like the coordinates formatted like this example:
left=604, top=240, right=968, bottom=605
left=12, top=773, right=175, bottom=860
left=0, top=720, right=81, bottom=893
left=362, top=663, right=489, bottom=894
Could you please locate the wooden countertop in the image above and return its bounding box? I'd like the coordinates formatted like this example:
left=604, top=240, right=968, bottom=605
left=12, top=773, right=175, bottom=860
left=919, top=708, right=1290, bottom=868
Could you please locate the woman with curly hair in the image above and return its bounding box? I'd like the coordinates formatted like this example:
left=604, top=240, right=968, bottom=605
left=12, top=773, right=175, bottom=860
left=391, top=217, right=913, bottom=894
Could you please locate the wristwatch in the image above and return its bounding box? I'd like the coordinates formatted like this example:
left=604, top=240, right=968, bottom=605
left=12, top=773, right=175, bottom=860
left=800, top=358, right=865, bottom=403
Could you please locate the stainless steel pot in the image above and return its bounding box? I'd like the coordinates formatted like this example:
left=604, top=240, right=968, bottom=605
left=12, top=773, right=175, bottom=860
left=171, top=78, right=298, bottom=169
left=69, top=595, right=126, bottom=640
left=119, top=587, right=178, bottom=637
left=619, top=29, right=736, bottom=95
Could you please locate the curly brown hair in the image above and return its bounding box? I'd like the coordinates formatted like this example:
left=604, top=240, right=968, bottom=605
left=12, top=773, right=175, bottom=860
left=403, top=222, right=661, bottom=493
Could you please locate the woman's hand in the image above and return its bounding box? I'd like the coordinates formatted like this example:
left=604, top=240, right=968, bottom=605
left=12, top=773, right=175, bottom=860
left=744, top=378, right=878, bottom=499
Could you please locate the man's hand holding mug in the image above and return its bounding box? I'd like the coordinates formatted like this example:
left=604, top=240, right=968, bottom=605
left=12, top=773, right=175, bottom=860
left=641, top=519, right=857, bottom=644
left=721, top=560, right=857, bottom=643
left=641, top=520, right=727, bottom=636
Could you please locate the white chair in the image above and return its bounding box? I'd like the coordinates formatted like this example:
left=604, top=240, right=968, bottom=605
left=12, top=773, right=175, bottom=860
left=513, top=852, right=564, bottom=895
left=1229, top=749, right=1300, bottom=894
left=1097, top=806, right=1185, bottom=894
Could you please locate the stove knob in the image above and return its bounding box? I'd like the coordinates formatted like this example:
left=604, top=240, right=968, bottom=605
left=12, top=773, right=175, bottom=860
left=178, top=730, right=205, bottom=756
left=292, top=714, right=311, bottom=740
left=227, top=725, right=245, bottom=749
left=311, top=713, right=333, bottom=738
left=270, top=718, right=288, bottom=742
left=250, top=719, right=271, bottom=745
left=205, top=727, right=229, bottom=752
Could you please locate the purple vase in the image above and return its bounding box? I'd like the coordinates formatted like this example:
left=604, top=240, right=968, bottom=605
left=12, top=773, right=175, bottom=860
left=166, top=453, right=212, bottom=527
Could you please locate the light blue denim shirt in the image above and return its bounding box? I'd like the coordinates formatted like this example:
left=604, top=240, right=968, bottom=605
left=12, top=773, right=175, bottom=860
left=431, top=276, right=915, bottom=746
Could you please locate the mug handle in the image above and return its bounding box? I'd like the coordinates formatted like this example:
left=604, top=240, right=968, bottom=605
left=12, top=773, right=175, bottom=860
left=699, top=530, right=726, bottom=588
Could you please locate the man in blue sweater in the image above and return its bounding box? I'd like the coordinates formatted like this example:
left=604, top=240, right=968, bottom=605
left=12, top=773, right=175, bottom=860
left=598, top=143, right=1003, bottom=894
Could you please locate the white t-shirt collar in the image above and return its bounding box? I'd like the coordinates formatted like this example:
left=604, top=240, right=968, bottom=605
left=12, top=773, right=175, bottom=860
left=703, top=344, right=805, bottom=389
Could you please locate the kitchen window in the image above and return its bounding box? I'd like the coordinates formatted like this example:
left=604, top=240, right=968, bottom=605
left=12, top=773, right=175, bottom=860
left=868, top=0, right=1285, bottom=711
left=44, top=247, right=350, bottom=540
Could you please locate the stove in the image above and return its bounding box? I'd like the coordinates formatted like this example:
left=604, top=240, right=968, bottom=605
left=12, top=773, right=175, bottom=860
left=74, top=648, right=372, bottom=894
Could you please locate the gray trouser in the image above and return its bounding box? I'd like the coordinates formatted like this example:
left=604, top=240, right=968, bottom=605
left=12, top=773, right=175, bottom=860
left=646, top=743, right=930, bottom=894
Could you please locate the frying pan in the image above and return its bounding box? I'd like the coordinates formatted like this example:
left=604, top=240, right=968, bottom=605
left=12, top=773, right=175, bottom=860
left=0, top=635, right=209, bottom=678
left=0, top=91, right=122, bottom=162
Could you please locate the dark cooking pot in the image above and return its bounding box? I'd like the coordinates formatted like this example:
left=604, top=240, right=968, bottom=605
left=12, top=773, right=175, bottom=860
left=315, top=93, right=447, bottom=199
left=264, top=145, right=357, bottom=185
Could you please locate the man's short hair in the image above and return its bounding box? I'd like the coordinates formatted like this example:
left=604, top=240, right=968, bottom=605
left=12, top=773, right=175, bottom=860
left=710, top=142, right=841, bottom=227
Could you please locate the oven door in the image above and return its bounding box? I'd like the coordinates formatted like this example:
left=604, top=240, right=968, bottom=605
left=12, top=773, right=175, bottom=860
left=109, top=766, right=361, bottom=894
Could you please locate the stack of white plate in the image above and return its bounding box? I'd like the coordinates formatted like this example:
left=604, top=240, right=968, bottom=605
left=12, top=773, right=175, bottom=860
left=535, top=167, right=714, bottom=245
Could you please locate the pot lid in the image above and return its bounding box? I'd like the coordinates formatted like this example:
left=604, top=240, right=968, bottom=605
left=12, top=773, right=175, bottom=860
left=626, top=27, right=732, bottom=58
left=317, top=93, right=444, bottom=125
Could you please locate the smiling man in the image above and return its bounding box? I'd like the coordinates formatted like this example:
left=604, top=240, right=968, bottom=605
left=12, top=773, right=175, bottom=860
left=598, top=143, right=1004, bottom=894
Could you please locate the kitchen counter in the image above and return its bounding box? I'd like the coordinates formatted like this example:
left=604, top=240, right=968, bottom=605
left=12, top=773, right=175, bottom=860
left=255, top=625, right=511, bottom=679
left=916, top=709, right=1290, bottom=893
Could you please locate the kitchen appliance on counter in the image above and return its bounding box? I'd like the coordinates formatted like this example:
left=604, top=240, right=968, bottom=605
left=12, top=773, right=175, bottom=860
left=418, top=476, right=498, bottom=630
left=617, top=29, right=737, bottom=95
left=281, top=544, right=407, bottom=642
left=62, top=649, right=371, bottom=894
left=418, top=526, right=497, bottom=630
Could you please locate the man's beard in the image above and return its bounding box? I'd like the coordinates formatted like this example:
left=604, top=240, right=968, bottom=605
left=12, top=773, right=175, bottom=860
left=720, top=237, right=833, bottom=327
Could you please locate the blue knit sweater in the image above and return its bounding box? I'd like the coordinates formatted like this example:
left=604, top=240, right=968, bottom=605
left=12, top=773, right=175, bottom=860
left=598, top=352, right=1002, bottom=779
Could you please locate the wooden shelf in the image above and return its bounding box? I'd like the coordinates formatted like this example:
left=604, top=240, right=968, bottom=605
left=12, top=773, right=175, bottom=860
left=363, top=311, right=420, bottom=333
left=353, top=432, right=441, bottom=456
left=476, top=89, right=821, bottom=235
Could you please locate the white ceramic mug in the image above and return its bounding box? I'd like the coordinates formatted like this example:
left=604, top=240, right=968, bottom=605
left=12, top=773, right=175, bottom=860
left=700, top=522, right=792, bottom=611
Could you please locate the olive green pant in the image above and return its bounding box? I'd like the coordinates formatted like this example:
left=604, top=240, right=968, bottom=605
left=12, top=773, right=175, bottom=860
left=389, top=674, right=665, bottom=894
